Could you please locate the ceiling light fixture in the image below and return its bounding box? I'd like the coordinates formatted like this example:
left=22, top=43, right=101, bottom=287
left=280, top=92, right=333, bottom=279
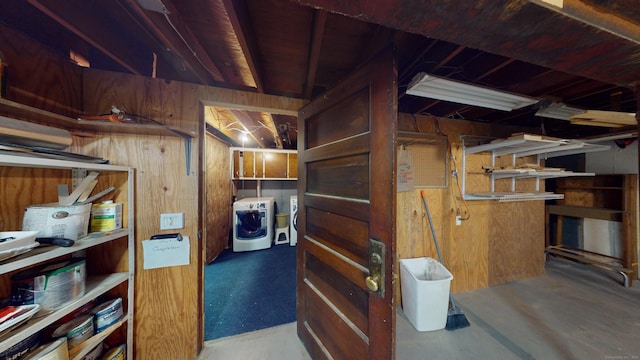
left=406, top=72, right=539, bottom=111
left=535, top=102, right=585, bottom=120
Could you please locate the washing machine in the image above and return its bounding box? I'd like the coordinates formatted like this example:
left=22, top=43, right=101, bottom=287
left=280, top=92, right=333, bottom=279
left=290, top=195, right=298, bottom=246
left=233, top=197, right=275, bottom=252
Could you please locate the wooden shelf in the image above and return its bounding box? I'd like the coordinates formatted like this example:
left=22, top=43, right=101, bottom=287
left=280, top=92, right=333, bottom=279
left=0, top=98, right=194, bottom=137
left=547, top=204, right=624, bottom=222
left=0, top=273, right=129, bottom=352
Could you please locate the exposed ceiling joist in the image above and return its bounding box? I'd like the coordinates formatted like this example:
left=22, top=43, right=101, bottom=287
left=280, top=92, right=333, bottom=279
left=293, top=0, right=640, bottom=86
left=534, top=0, right=640, bottom=45
left=26, top=0, right=144, bottom=74
left=304, top=9, right=327, bottom=100
left=222, top=0, right=265, bottom=93
left=124, top=0, right=224, bottom=83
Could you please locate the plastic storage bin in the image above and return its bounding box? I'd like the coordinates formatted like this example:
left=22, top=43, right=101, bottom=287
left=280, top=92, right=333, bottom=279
left=399, top=257, right=453, bottom=331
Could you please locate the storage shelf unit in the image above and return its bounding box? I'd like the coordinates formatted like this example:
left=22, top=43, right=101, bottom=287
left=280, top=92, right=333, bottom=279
left=461, top=135, right=609, bottom=201
left=0, top=155, right=134, bottom=359
left=545, top=175, right=637, bottom=287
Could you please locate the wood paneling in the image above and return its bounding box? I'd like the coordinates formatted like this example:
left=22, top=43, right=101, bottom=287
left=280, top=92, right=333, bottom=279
left=205, top=133, right=231, bottom=263
left=0, top=23, right=82, bottom=118
left=488, top=202, right=545, bottom=285
left=80, top=69, right=203, bottom=359
left=396, top=113, right=545, bottom=296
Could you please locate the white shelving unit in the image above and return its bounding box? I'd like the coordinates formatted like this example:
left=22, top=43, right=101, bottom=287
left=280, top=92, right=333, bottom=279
left=461, top=135, right=610, bottom=202
left=0, top=154, right=134, bottom=360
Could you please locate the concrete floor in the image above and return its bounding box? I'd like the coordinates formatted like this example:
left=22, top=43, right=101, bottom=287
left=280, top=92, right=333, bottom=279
left=198, top=259, right=640, bottom=360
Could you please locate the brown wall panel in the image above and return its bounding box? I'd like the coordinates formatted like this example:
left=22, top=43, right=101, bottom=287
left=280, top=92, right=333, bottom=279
left=488, top=202, right=545, bottom=285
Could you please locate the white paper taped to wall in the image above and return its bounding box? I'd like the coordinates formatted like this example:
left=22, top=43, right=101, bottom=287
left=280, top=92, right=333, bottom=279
left=142, top=236, right=190, bottom=269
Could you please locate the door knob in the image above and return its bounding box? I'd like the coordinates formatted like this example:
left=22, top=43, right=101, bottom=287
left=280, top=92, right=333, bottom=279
left=365, top=274, right=381, bottom=292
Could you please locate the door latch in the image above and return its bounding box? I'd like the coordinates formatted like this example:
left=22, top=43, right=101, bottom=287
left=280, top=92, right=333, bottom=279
left=365, top=239, right=385, bottom=297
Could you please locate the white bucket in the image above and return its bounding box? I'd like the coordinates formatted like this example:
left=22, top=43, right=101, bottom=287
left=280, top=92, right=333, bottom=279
left=399, top=257, right=453, bottom=331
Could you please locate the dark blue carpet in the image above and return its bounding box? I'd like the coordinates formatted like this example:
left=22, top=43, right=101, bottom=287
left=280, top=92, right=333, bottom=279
left=204, top=244, right=297, bottom=340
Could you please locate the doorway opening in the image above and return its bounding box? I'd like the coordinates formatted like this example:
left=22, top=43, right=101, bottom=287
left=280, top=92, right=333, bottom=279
left=202, top=104, right=299, bottom=340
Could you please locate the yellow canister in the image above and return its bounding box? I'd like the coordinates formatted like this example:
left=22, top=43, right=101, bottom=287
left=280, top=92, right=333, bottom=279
left=100, top=344, right=125, bottom=360
left=90, top=202, right=122, bottom=232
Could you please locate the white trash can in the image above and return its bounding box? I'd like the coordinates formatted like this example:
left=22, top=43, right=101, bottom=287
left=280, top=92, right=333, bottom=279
left=399, top=257, right=453, bottom=331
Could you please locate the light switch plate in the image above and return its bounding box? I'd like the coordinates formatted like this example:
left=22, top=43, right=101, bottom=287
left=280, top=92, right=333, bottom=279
left=160, top=213, right=184, bottom=230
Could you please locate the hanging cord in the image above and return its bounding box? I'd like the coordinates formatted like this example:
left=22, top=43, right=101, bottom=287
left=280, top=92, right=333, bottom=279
left=433, top=117, right=471, bottom=220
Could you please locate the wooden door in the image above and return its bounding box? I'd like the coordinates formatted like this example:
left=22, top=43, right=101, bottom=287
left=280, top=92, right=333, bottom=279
left=297, top=48, right=397, bottom=359
left=204, top=132, right=232, bottom=263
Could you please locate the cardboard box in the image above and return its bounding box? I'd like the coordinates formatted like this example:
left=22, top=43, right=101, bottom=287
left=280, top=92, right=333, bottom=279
left=90, top=202, right=122, bottom=232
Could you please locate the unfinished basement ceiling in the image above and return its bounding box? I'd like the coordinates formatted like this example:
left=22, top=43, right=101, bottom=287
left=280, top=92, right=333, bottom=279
left=1, top=0, right=638, bottom=148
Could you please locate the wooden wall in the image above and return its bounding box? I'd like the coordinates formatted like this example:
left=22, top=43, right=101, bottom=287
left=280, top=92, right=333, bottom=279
left=80, top=69, right=303, bottom=359
left=0, top=24, right=82, bottom=116
left=78, top=70, right=202, bottom=360
left=396, top=113, right=545, bottom=298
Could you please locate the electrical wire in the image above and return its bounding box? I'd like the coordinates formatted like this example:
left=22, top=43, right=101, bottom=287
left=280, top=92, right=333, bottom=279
left=163, top=12, right=219, bottom=81
left=432, top=116, right=471, bottom=220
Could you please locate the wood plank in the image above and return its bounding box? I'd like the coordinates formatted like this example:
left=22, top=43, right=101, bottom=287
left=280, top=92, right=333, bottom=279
left=0, top=116, right=71, bottom=150
left=547, top=204, right=623, bottom=221
left=571, top=110, right=637, bottom=126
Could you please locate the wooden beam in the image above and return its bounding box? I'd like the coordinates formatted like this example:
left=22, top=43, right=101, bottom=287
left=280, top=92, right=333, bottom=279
left=122, top=0, right=223, bottom=84
left=533, top=0, right=640, bottom=45
left=304, top=10, right=328, bottom=100
left=222, top=0, right=265, bottom=93
left=199, top=86, right=306, bottom=116
left=571, top=110, right=637, bottom=126
left=160, top=0, right=225, bottom=82
left=26, top=0, right=143, bottom=75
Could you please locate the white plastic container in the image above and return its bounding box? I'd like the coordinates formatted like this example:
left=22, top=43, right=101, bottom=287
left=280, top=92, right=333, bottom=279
left=399, top=257, right=453, bottom=331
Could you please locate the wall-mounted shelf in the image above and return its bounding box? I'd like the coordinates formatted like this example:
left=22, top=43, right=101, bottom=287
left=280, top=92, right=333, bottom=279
left=0, top=98, right=194, bottom=138
left=230, top=147, right=297, bottom=180
left=0, top=97, right=195, bottom=175
left=461, top=134, right=610, bottom=202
